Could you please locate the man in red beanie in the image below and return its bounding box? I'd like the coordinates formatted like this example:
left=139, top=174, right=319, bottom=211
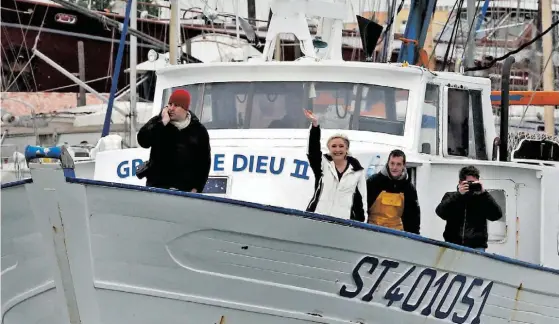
left=137, top=88, right=211, bottom=193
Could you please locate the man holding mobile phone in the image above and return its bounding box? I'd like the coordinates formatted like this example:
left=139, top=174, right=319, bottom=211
left=435, top=165, right=503, bottom=252
left=137, top=89, right=211, bottom=193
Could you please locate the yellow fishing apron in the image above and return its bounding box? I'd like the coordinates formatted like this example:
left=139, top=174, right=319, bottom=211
left=368, top=191, right=405, bottom=231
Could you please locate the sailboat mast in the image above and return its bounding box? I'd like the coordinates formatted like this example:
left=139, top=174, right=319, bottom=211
left=541, top=0, right=555, bottom=136
left=129, top=0, right=138, bottom=147
left=169, top=0, right=181, bottom=65
left=465, top=0, right=476, bottom=76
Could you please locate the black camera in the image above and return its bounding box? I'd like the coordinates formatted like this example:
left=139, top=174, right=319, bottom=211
left=467, top=181, right=482, bottom=192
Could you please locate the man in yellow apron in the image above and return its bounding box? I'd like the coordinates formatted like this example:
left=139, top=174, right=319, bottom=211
left=366, top=149, right=421, bottom=234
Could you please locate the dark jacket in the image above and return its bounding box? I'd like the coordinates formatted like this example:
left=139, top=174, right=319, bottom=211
left=435, top=190, right=503, bottom=249
left=137, top=112, right=211, bottom=192
left=366, top=166, right=421, bottom=234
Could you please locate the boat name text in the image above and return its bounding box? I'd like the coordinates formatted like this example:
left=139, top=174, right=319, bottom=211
left=339, top=256, right=493, bottom=324
left=116, top=154, right=311, bottom=180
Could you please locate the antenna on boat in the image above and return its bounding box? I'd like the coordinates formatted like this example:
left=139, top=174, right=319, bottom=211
left=261, top=0, right=348, bottom=61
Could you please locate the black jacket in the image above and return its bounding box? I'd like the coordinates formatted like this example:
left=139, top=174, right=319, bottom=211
left=366, top=166, right=421, bottom=234
left=137, top=113, right=211, bottom=192
left=435, top=190, right=502, bottom=249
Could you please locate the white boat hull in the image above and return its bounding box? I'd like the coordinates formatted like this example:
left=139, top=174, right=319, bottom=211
left=1, top=180, right=64, bottom=324
left=3, top=163, right=558, bottom=324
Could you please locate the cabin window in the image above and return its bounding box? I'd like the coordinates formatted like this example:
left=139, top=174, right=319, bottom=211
left=419, top=83, right=440, bottom=154
left=446, top=88, right=487, bottom=159
left=487, top=189, right=507, bottom=243
left=161, top=81, right=409, bottom=136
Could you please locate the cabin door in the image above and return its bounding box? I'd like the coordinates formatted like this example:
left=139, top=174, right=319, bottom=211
left=441, top=86, right=488, bottom=160
left=482, top=179, right=518, bottom=258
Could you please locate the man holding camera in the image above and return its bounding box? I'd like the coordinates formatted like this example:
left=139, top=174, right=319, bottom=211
left=435, top=166, right=503, bottom=252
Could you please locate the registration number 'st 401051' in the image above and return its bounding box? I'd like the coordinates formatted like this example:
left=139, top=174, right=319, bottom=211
left=339, top=256, right=493, bottom=324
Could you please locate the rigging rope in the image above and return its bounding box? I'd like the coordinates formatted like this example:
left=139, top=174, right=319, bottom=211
left=465, top=18, right=559, bottom=72
left=441, top=0, right=464, bottom=71
left=428, top=0, right=459, bottom=65
left=375, top=0, right=404, bottom=49
left=516, top=43, right=558, bottom=128
left=459, top=0, right=482, bottom=64
left=12, top=0, right=41, bottom=91
left=3, top=4, right=50, bottom=92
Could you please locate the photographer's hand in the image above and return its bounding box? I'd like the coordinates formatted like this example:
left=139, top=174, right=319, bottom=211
left=458, top=181, right=469, bottom=195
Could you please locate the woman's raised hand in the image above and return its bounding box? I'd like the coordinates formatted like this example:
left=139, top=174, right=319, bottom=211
left=303, top=109, right=318, bottom=127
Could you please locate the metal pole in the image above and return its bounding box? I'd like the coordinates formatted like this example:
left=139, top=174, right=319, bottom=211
left=130, top=0, right=138, bottom=147
left=465, top=0, right=476, bottom=76
left=275, top=36, right=281, bottom=61
left=1, top=129, right=8, bottom=145
left=247, top=0, right=256, bottom=26
left=541, top=0, right=555, bottom=136
left=382, top=0, right=397, bottom=62
left=499, top=56, right=515, bottom=162
left=102, top=0, right=134, bottom=137
left=169, top=0, right=180, bottom=65
left=235, top=0, right=240, bottom=46
left=77, top=41, right=86, bottom=106
left=116, top=74, right=149, bottom=101
left=32, top=48, right=127, bottom=116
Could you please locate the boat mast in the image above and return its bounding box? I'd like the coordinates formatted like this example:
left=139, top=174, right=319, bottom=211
left=169, top=0, right=181, bottom=65
left=129, top=0, right=138, bottom=147
left=235, top=0, right=240, bottom=46
left=101, top=0, right=134, bottom=138
left=382, top=0, right=397, bottom=62
left=465, top=0, right=476, bottom=76
left=541, top=0, right=555, bottom=136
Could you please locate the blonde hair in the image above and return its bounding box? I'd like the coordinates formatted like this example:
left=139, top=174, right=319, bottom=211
left=327, top=133, right=351, bottom=155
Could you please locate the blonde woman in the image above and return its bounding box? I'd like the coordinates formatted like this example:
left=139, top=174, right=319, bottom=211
left=303, top=109, right=368, bottom=222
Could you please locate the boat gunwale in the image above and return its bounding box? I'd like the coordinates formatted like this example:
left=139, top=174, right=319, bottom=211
left=66, top=176, right=559, bottom=276
left=0, top=178, right=33, bottom=189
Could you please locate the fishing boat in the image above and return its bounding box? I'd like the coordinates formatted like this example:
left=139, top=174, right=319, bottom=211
left=2, top=0, right=559, bottom=323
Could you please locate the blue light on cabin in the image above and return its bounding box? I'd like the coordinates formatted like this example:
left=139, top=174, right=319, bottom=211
left=421, top=115, right=437, bottom=129
left=24, top=145, right=63, bottom=161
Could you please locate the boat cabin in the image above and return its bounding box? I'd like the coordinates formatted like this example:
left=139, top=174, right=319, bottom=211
left=150, top=61, right=496, bottom=160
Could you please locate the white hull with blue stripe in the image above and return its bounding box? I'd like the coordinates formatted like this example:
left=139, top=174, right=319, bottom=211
left=2, top=161, right=559, bottom=324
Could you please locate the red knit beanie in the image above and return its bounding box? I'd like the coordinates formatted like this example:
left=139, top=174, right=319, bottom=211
left=168, top=89, right=191, bottom=110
